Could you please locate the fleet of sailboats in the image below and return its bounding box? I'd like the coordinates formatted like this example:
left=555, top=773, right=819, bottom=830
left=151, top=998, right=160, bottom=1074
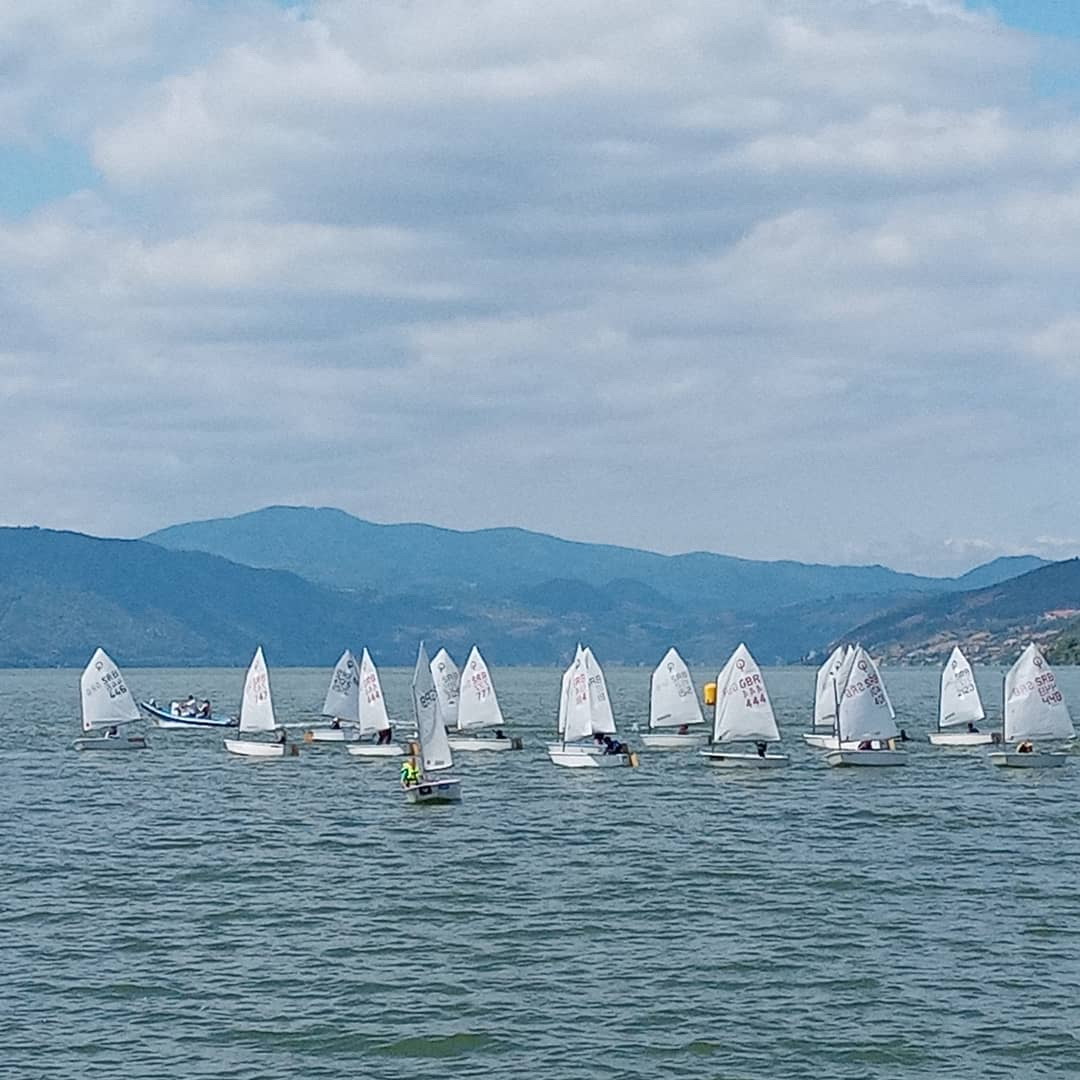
left=641, top=647, right=707, bottom=749
left=74, top=648, right=149, bottom=751
left=74, top=638, right=1077, bottom=780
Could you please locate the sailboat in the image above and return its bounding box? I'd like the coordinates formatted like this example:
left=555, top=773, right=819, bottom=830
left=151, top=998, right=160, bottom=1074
left=700, top=643, right=788, bottom=767
left=73, top=648, right=149, bottom=751
left=825, top=646, right=907, bottom=767
left=989, top=643, right=1074, bottom=768
left=547, top=646, right=635, bottom=768
left=448, top=645, right=523, bottom=751
left=305, top=649, right=361, bottom=742
left=641, top=647, right=708, bottom=749
left=929, top=646, right=994, bottom=746
left=224, top=647, right=292, bottom=757
left=347, top=648, right=406, bottom=758
left=402, top=642, right=462, bottom=803
left=803, top=645, right=850, bottom=748
left=430, top=648, right=460, bottom=730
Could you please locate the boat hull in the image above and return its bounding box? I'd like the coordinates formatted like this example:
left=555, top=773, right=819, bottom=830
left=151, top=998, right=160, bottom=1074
left=224, top=738, right=289, bottom=758
left=700, top=750, right=788, bottom=768
left=825, top=749, right=908, bottom=768
left=139, top=701, right=237, bottom=728
left=989, top=752, right=1067, bottom=769
left=641, top=732, right=709, bottom=749
left=74, top=735, right=149, bottom=751
left=928, top=731, right=997, bottom=747
left=547, top=743, right=636, bottom=768
left=304, top=727, right=359, bottom=743
left=447, top=735, right=523, bottom=752
left=803, top=733, right=861, bottom=749
left=403, top=777, right=462, bottom=803
left=346, top=743, right=405, bottom=758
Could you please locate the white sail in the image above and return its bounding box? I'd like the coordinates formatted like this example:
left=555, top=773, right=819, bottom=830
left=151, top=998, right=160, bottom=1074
left=583, top=647, right=616, bottom=734
left=813, top=645, right=846, bottom=728
left=938, top=646, right=985, bottom=729
left=1003, top=643, right=1074, bottom=743
left=322, top=649, right=360, bottom=721
left=457, top=646, right=504, bottom=731
left=357, top=648, right=391, bottom=736
left=712, top=643, right=780, bottom=743
left=240, top=646, right=277, bottom=732
left=836, top=647, right=897, bottom=743
left=414, top=642, right=454, bottom=772
left=430, top=648, right=460, bottom=728
left=650, top=647, right=704, bottom=729
left=562, top=651, right=592, bottom=743
left=80, top=648, right=141, bottom=731
left=557, top=644, right=584, bottom=735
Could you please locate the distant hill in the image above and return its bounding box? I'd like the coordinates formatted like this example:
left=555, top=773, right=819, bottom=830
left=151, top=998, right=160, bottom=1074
left=838, top=559, right=1080, bottom=663
left=144, top=505, right=1045, bottom=612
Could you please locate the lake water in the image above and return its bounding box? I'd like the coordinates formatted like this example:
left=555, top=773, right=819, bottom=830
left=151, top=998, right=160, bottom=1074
left=4, top=664, right=1080, bottom=1079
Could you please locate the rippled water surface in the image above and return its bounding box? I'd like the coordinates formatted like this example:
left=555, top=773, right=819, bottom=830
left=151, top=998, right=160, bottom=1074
left=5, top=664, right=1080, bottom=1079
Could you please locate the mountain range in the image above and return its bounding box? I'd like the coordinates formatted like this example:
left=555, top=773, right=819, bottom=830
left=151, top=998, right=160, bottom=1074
left=0, top=506, right=1066, bottom=667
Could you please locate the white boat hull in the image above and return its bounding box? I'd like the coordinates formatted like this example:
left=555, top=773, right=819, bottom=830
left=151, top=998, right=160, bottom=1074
left=803, top=733, right=861, bottom=749
left=224, top=738, right=289, bottom=758
left=928, top=731, right=998, bottom=747
left=346, top=743, right=405, bottom=758
left=447, top=735, right=523, bottom=752
left=825, top=749, right=908, bottom=768
left=641, top=731, right=709, bottom=749
left=700, top=750, right=788, bottom=768
left=74, top=735, right=149, bottom=751
left=304, top=727, right=359, bottom=743
left=403, top=776, right=462, bottom=803
left=989, top=752, right=1067, bottom=769
left=547, top=743, right=636, bottom=768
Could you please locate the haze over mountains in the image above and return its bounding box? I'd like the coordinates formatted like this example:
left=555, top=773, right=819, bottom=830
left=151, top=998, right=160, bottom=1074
left=0, top=505, right=1063, bottom=669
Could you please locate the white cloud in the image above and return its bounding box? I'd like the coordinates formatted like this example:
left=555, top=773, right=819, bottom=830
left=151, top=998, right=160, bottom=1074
left=1, top=0, right=1080, bottom=573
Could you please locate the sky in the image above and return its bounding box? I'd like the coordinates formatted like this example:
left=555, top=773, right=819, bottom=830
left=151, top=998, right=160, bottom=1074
left=4, top=1, right=1080, bottom=576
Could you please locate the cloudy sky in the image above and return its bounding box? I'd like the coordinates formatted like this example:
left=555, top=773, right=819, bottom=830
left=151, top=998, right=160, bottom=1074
left=3, top=0, right=1080, bottom=575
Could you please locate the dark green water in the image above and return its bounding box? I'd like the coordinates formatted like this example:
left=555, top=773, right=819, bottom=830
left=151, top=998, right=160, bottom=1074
left=4, top=664, right=1080, bottom=1079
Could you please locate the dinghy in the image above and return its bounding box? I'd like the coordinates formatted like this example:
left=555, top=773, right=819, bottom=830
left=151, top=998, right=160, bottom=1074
left=402, top=642, right=462, bottom=803
left=825, top=646, right=907, bottom=767
left=305, top=649, right=361, bottom=742
left=642, top=647, right=708, bottom=749
left=700, top=643, right=787, bottom=768
left=139, top=699, right=237, bottom=729
left=548, top=646, right=636, bottom=768
left=74, top=648, right=149, bottom=751
left=989, top=643, right=1073, bottom=769
left=347, top=648, right=406, bottom=758
left=803, top=645, right=852, bottom=748
left=929, top=646, right=995, bottom=746
left=430, top=648, right=460, bottom=730
left=224, top=647, right=292, bottom=758
left=449, top=645, right=523, bottom=751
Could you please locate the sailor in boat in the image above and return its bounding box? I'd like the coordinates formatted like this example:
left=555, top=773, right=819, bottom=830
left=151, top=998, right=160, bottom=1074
left=105, top=725, right=119, bottom=739
left=330, top=718, right=342, bottom=730
left=196, top=700, right=211, bottom=719
left=494, top=728, right=506, bottom=740
left=602, top=735, right=627, bottom=755
left=678, top=724, right=690, bottom=735
left=377, top=726, right=393, bottom=745
left=857, top=739, right=875, bottom=751
left=898, top=728, right=911, bottom=742
left=966, top=720, right=979, bottom=733
left=400, top=757, right=421, bottom=787
left=755, top=741, right=767, bottom=758
left=1017, top=740, right=1035, bottom=754
left=275, top=728, right=287, bottom=747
